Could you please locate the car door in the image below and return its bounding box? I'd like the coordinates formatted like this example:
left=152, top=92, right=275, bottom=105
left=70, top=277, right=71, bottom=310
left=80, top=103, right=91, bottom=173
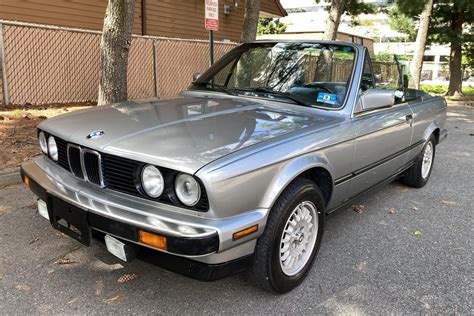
left=348, top=50, right=414, bottom=198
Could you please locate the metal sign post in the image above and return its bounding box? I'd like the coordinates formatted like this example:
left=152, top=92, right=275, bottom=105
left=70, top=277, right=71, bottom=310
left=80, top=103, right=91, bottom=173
left=205, top=0, right=219, bottom=66
left=209, top=30, right=215, bottom=65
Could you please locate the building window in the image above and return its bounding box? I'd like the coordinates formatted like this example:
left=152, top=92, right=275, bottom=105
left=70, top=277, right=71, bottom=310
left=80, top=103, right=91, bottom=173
left=439, top=55, right=450, bottom=62
left=423, top=55, right=435, bottom=62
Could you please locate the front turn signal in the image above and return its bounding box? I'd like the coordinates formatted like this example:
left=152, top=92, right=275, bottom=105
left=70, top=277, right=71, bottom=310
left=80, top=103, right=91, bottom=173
left=138, top=230, right=167, bottom=251
left=23, top=175, right=30, bottom=186
left=233, top=225, right=258, bottom=240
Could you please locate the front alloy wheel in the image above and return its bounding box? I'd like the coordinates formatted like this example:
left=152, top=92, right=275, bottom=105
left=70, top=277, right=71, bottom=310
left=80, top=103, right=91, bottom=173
left=279, top=201, right=319, bottom=276
left=250, top=178, right=325, bottom=293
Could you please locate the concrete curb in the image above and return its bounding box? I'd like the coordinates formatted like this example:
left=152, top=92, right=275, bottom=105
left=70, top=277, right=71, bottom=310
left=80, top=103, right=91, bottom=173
left=0, top=166, right=21, bottom=186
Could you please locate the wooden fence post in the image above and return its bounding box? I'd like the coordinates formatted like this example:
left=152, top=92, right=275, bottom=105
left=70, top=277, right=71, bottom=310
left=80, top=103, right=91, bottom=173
left=0, top=23, right=9, bottom=105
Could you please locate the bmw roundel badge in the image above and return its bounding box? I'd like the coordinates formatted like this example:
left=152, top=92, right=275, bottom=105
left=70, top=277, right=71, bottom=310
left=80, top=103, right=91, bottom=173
left=87, top=130, right=105, bottom=139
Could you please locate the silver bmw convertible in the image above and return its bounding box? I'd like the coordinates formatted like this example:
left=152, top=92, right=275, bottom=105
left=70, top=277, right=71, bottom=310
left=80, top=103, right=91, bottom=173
left=21, top=41, right=447, bottom=293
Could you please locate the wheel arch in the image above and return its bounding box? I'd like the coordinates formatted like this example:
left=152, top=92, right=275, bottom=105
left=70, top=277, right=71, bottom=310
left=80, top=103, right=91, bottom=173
left=261, top=154, right=334, bottom=211
left=422, top=122, right=441, bottom=144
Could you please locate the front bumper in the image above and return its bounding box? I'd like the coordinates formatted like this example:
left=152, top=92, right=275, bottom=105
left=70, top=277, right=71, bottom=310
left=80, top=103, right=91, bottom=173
left=21, top=156, right=269, bottom=264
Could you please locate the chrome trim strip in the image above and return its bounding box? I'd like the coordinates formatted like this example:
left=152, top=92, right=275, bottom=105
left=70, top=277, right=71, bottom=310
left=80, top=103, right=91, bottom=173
left=67, top=143, right=83, bottom=178
left=66, top=144, right=104, bottom=188
left=82, top=148, right=105, bottom=188
left=334, top=139, right=425, bottom=185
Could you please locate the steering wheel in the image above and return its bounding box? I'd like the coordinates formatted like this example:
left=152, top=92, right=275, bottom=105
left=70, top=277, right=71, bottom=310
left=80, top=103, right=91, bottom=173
left=307, top=83, right=335, bottom=94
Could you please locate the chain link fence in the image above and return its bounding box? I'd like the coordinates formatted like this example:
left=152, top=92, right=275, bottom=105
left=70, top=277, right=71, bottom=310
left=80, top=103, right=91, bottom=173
left=0, top=20, right=236, bottom=106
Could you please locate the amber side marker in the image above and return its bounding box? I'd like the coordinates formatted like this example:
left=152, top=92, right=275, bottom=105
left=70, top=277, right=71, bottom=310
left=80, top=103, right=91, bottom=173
left=23, top=175, right=30, bottom=186
left=233, top=225, right=258, bottom=241
left=138, top=230, right=167, bottom=251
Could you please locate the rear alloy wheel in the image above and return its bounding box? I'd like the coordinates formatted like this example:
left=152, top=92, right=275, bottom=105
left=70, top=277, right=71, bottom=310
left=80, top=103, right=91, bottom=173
left=250, top=178, right=325, bottom=293
left=401, top=135, right=436, bottom=188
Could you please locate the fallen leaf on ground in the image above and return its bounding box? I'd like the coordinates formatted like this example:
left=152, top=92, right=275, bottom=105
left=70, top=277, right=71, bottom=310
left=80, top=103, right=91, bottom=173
left=412, top=206, right=419, bottom=211
left=117, top=273, right=139, bottom=284
left=23, top=113, right=33, bottom=120
left=414, top=230, right=422, bottom=237
left=29, top=236, right=40, bottom=244
left=95, top=279, right=104, bottom=296
left=352, top=204, right=364, bottom=214
left=15, top=284, right=31, bottom=291
left=440, top=200, right=457, bottom=205
left=38, top=115, right=47, bottom=120
left=388, top=208, right=396, bottom=214
left=54, top=257, right=77, bottom=265
left=105, top=293, right=125, bottom=304
left=398, top=187, right=410, bottom=192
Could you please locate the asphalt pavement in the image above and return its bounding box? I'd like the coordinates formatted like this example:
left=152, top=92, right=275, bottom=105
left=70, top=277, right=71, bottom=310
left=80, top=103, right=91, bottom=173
left=0, top=105, right=472, bottom=314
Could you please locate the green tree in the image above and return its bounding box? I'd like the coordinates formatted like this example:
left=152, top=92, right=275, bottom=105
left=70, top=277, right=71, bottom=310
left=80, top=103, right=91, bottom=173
left=257, top=18, right=288, bottom=35
left=388, top=7, right=416, bottom=41
left=429, top=0, right=474, bottom=96
left=317, top=0, right=376, bottom=40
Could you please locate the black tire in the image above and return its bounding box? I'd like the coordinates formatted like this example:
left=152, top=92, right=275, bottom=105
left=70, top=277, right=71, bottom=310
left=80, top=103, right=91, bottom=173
left=401, top=135, right=436, bottom=188
left=249, top=178, right=325, bottom=293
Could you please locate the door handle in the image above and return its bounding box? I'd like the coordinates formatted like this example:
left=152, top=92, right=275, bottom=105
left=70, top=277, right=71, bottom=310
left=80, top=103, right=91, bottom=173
left=406, top=114, right=413, bottom=126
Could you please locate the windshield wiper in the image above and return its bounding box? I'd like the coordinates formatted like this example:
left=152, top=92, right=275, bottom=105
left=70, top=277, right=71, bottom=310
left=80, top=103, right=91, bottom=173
left=193, top=82, right=238, bottom=96
left=237, top=87, right=311, bottom=107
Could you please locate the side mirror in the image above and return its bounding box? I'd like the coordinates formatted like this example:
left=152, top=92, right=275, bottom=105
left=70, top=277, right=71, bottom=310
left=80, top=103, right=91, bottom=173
left=356, top=88, right=395, bottom=112
left=193, top=72, right=202, bottom=81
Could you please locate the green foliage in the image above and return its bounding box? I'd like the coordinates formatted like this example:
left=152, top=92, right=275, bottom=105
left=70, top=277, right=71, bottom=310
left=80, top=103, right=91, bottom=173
left=429, top=0, right=474, bottom=47
left=342, top=0, right=376, bottom=17
left=429, top=0, right=474, bottom=77
left=359, top=19, right=375, bottom=27
left=393, top=0, right=426, bottom=17
left=374, top=52, right=394, bottom=62
left=462, top=31, right=474, bottom=70
left=315, top=0, right=376, bottom=17
left=420, top=85, right=474, bottom=96
left=388, top=7, right=416, bottom=41
left=373, top=52, right=412, bottom=63
left=257, top=18, right=288, bottom=35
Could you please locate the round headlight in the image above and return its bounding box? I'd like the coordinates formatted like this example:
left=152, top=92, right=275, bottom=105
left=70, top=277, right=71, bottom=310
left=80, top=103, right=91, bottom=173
left=174, top=173, right=201, bottom=206
left=141, top=165, right=164, bottom=198
left=39, top=132, right=48, bottom=154
left=47, top=136, right=58, bottom=161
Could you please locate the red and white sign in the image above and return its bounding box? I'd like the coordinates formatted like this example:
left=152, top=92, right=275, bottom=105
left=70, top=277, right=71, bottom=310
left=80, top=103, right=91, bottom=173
left=205, top=0, right=219, bottom=31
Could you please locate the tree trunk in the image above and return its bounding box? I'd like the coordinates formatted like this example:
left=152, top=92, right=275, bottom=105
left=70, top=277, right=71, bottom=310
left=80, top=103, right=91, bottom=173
left=98, top=0, right=135, bottom=105
left=408, top=0, right=433, bottom=89
left=323, top=0, right=345, bottom=41
left=240, top=0, right=261, bottom=43
left=315, top=0, right=345, bottom=82
left=446, top=9, right=464, bottom=97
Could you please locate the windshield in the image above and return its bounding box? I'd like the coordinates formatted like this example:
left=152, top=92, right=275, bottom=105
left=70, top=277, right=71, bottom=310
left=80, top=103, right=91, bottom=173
left=190, top=42, right=357, bottom=109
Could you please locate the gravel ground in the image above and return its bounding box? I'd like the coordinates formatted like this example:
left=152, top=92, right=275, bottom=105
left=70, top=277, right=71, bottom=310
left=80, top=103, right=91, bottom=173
left=0, top=106, right=472, bottom=314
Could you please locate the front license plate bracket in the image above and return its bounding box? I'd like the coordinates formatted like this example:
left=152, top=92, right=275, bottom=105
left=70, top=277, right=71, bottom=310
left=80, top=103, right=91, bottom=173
left=47, top=195, right=91, bottom=246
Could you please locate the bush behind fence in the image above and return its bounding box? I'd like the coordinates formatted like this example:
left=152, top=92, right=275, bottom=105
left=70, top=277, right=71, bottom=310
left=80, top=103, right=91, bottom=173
left=0, top=21, right=236, bottom=106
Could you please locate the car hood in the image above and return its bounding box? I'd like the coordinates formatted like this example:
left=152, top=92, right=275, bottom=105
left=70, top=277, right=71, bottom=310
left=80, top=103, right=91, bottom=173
left=40, top=95, right=334, bottom=174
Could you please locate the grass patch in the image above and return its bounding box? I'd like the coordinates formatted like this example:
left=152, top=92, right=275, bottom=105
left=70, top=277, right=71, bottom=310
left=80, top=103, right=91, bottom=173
left=420, top=85, right=474, bottom=96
